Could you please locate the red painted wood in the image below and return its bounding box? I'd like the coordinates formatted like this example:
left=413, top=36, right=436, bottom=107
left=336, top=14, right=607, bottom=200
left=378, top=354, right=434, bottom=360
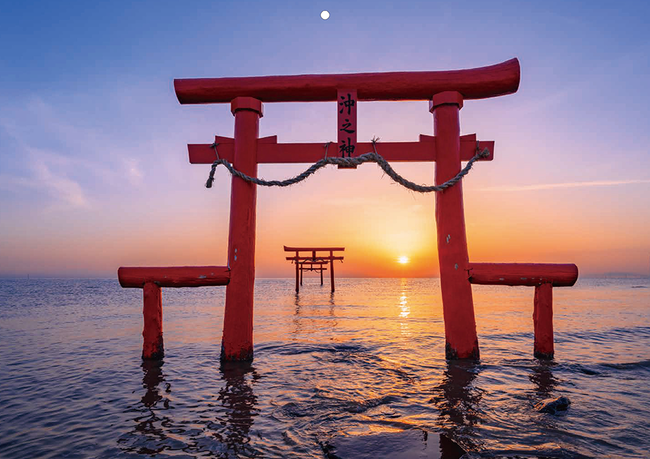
left=300, top=266, right=303, bottom=286
left=295, top=262, right=299, bottom=293
left=118, top=266, right=230, bottom=288
left=188, top=135, right=493, bottom=164
left=230, top=97, right=264, bottom=117
left=330, top=258, right=335, bottom=293
left=320, top=268, right=324, bottom=285
left=432, top=91, right=479, bottom=360
left=174, top=59, right=520, bottom=104
left=284, top=246, right=345, bottom=252
left=142, top=282, right=164, bottom=359
left=467, top=263, right=579, bottom=287
left=286, top=256, right=344, bottom=261
left=533, top=283, right=554, bottom=359
left=221, top=97, right=262, bottom=361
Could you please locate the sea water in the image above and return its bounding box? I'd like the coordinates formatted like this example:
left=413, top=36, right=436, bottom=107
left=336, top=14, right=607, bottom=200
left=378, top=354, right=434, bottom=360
left=0, top=278, right=649, bottom=458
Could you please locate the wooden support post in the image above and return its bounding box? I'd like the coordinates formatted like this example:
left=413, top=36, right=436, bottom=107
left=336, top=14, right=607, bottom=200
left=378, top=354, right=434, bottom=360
left=221, top=97, right=262, bottom=361
left=295, top=262, right=300, bottom=293
left=300, top=266, right=303, bottom=285
left=330, top=251, right=335, bottom=293
left=431, top=91, right=479, bottom=360
left=533, top=282, right=554, bottom=359
left=320, top=267, right=324, bottom=285
left=142, top=282, right=163, bottom=360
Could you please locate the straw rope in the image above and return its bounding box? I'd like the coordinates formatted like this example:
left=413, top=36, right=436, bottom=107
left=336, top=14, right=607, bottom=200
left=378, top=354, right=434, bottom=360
left=205, top=138, right=489, bottom=193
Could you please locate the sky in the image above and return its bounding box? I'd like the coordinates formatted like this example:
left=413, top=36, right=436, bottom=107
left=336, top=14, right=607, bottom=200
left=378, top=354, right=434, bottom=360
left=1, top=0, right=650, bottom=278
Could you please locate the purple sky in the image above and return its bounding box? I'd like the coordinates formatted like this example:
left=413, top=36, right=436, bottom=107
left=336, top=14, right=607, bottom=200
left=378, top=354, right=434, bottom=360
left=1, top=0, right=649, bottom=277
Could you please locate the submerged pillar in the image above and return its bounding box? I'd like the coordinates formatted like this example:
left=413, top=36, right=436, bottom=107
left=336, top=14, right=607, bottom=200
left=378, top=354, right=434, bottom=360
left=431, top=91, right=479, bottom=360
left=142, top=282, right=164, bottom=359
left=221, top=97, right=262, bottom=361
left=533, top=282, right=554, bottom=359
left=330, top=256, right=335, bottom=293
left=295, top=262, right=300, bottom=293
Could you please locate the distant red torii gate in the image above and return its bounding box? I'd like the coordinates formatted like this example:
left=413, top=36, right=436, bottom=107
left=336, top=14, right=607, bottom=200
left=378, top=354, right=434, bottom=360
left=284, top=246, right=344, bottom=293
left=118, top=58, right=578, bottom=362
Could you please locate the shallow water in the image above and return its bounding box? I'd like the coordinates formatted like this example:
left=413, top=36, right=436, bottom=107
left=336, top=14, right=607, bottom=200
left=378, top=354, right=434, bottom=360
left=0, top=277, right=649, bottom=458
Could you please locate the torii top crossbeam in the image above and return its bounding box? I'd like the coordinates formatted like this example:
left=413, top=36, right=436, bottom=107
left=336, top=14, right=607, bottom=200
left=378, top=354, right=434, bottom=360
left=174, top=58, right=520, bottom=103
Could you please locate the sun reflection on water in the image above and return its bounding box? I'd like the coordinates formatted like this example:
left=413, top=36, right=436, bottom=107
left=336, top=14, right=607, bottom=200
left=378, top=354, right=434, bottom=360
left=398, top=279, right=411, bottom=337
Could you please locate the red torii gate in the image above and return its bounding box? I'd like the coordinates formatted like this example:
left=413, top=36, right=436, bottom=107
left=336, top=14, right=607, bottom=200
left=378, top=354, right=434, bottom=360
left=118, top=58, right=578, bottom=362
left=284, top=246, right=344, bottom=293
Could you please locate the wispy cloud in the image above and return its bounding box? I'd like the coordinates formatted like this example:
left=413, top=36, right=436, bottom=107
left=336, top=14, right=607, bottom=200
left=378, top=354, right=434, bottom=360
left=31, top=160, right=90, bottom=209
left=0, top=147, right=91, bottom=209
left=0, top=95, right=156, bottom=210
left=478, top=179, right=650, bottom=192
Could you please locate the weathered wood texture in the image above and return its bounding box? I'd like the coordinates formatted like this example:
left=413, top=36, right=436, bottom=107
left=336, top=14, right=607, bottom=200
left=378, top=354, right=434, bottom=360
left=533, top=283, right=554, bottom=359
left=221, top=97, right=262, bottom=362
left=142, top=282, right=164, bottom=359
left=175, top=58, right=520, bottom=104
left=118, top=266, right=230, bottom=288
left=467, top=263, right=578, bottom=287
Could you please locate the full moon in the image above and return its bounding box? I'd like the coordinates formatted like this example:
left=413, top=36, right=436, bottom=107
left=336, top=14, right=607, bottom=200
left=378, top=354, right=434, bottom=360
left=320, top=10, right=330, bottom=20
left=398, top=256, right=409, bottom=264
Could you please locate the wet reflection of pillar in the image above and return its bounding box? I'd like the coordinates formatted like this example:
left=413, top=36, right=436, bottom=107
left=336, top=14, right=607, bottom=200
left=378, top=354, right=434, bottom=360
left=529, top=361, right=558, bottom=397
left=119, top=360, right=172, bottom=455
left=292, top=294, right=303, bottom=336
left=216, top=361, right=259, bottom=455
left=141, top=359, right=170, bottom=409
left=432, top=361, right=483, bottom=451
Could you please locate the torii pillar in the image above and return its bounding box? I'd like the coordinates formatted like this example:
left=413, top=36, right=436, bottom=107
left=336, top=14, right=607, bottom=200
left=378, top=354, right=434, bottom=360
left=431, top=92, right=479, bottom=360
left=221, top=97, right=262, bottom=361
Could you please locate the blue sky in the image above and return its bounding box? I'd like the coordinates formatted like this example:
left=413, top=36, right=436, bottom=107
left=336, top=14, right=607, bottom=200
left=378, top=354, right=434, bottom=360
left=1, top=0, right=649, bottom=277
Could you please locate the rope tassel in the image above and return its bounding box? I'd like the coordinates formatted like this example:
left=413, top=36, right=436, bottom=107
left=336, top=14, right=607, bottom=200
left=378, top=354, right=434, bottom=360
left=205, top=140, right=489, bottom=193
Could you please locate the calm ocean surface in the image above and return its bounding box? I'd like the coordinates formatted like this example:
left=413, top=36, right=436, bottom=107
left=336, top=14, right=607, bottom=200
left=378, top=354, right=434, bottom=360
left=0, top=277, right=649, bottom=458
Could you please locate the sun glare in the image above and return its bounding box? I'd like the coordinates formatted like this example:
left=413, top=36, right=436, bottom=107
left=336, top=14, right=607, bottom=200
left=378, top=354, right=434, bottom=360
left=398, top=256, right=409, bottom=264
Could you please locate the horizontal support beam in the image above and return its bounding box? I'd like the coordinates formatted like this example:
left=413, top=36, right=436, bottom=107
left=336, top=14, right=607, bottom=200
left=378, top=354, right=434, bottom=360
left=189, top=135, right=493, bottom=164
left=287, top=256, right=344, bottom=261
left=467, top=263, right=578, bottom=287
left=118, top=266, right=230, bottom=288
left=284, top=246, right=345, bottom=252
left=175, top=58, right=520, bottom=104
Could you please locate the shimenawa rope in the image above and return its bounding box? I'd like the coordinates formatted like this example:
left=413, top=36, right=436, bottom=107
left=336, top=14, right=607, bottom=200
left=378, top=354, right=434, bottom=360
left=205, top=138, right=489, bottom=193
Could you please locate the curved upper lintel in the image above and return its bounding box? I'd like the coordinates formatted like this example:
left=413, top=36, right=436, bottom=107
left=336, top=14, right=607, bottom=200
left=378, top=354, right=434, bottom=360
left=174, top=58, right=520, bottom=105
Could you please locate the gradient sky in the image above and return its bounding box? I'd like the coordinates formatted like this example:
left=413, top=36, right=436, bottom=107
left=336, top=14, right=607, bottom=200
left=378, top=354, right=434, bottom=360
left=1, top=0, right=650, bottom=278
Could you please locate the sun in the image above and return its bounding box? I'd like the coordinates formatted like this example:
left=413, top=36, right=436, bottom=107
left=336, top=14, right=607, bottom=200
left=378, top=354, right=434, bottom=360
left=398, top=256, right=409, bottom=264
